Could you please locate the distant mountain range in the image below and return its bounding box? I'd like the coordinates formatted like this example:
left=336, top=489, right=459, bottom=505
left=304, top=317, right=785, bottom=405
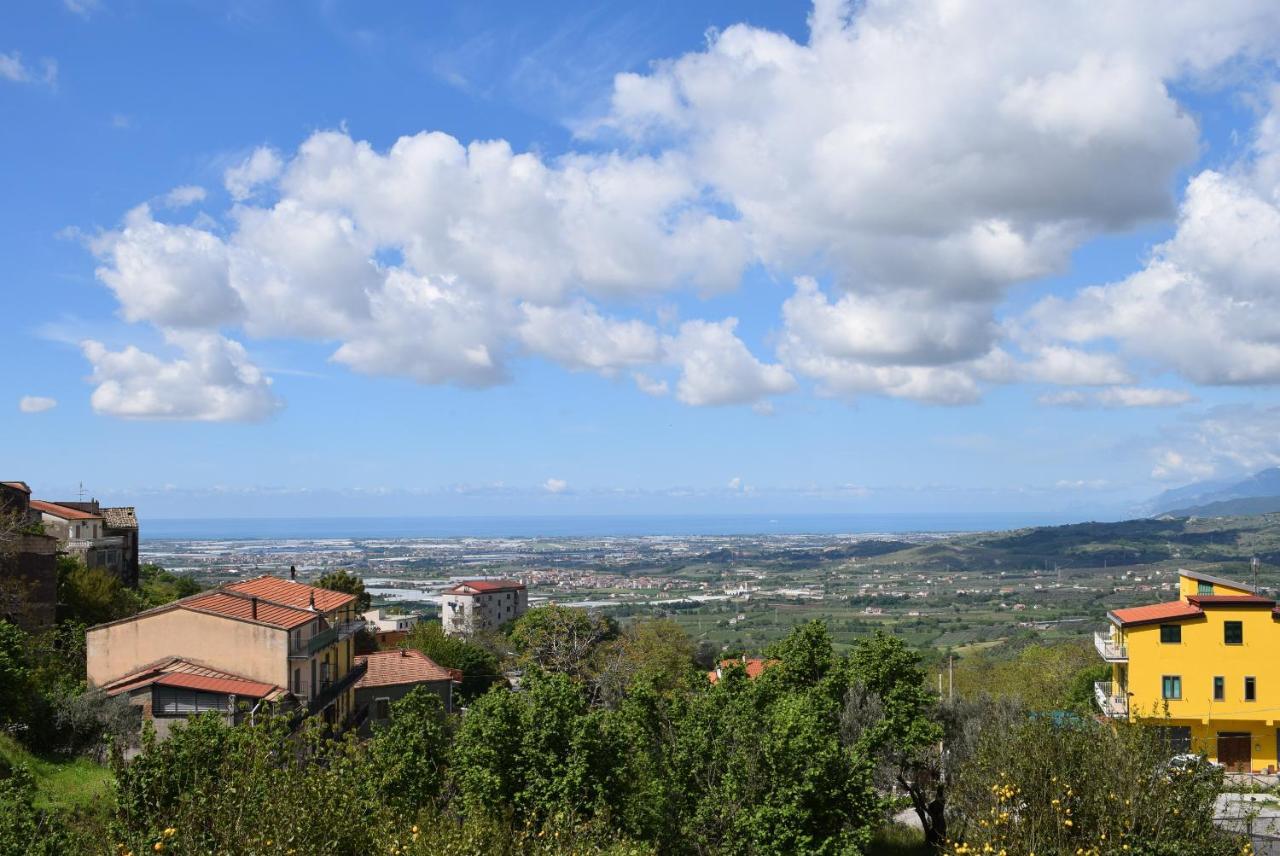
left=1150, top=467, right=1280, bottom=517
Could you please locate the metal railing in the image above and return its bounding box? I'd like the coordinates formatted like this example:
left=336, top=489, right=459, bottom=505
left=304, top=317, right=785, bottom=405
left=307, top=660, right=366, bottom=715
left=1094, top=681, right=1128, bottom=718
left=1093, top=631, right=1127, bottom=661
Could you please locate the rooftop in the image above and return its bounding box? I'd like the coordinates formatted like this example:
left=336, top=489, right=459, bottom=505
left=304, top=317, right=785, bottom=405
left=100, top=657, right=286, bottom=701
left=102, top=506, right=138, bottom=530
left=444, top=579, right=525, bottom=595
left=183, top=590, right=319, bottom=630
left=355, top=649, right=456, bottom=689
left=1108, top=600, right=1204, bottom=627
left=1180, top=568, right=1257, bottom=593
left=1, top=481, right=31, bottom=494
left=30, top=499, right=101, bottom=521
left=707, top=657, right=779, bottom=684
left=225, top=575, right=356, bottom=613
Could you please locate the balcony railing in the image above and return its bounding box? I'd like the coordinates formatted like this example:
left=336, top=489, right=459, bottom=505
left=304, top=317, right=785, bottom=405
left=307, top=660, right=366, bottom=715
left=1094, top=681, right=1128, bottom=718
left=1093, top=631, right=1127, bottom=662
left=334, top=619, right=365, bottom=640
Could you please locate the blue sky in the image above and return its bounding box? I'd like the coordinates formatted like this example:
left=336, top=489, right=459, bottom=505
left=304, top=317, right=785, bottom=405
left=4, top=1, right=1280, bottom=519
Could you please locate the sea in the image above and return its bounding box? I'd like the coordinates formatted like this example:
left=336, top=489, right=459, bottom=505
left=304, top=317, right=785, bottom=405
left=140, top=511, right=1092, bottom=541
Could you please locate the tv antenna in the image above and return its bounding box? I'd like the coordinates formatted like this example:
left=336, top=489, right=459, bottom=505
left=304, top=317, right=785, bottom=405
left=1252, top=556, right=1261, bottom=593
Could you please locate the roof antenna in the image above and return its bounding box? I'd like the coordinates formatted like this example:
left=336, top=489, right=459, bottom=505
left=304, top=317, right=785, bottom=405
left=290, top=564, right=297, bottom=581
left=1252, top=556, right=1260, bottom=594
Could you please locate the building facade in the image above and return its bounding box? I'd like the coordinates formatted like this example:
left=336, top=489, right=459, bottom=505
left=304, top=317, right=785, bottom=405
left=0, top=481, right=57, bottom=630
left=1096, top=568, right=1280, bottom=772
left=353, top=648, right=458, bottom=735
left=441, top=579, right=527, bottom=636
left=87, top=575, right=367, bottom=733
left=29, top=498, right=139, bottom=587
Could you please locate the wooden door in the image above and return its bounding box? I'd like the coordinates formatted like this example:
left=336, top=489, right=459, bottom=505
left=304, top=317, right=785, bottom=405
left=1218, top=732, right=1252, bottom=772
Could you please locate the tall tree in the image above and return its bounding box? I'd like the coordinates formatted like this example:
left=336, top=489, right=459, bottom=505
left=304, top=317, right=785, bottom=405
left=509, top=605, right=617, bottom=681
left=314, top=569, right=371, bottom=613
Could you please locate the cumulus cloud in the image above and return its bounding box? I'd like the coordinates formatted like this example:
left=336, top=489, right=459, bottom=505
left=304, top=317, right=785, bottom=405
left=667, top=319, right=795, bottom=407
left=1027, top=91, right=1280, bottom=387
left=80, top=332, right=280, bottom=421
left=0, top=51, right=57, bottom=86
left=543, top=478, right=568, bottom=494
left=18, top=396, right=57, bottom=414
left=224, top=148, right=283, bottom=201
left=77, top=1, right=1280, bottom=416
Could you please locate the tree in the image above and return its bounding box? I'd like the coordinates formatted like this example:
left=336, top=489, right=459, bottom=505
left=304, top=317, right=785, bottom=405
left=138, top=563, right=202, bottom=608
left=509, top=605, right=618, bottom=681
left=591, top=618, right=697, bottom=707
left=847, top=631, right=949, bottom=848
left=402, top=621, right=502, bottom=702
left=0, top=620, right=36, bottom=729
left=56, top=557, right=139, bottom=626
left=314, top=569, right=371, bottom=612
left=367, top=686, right=452, bottom=812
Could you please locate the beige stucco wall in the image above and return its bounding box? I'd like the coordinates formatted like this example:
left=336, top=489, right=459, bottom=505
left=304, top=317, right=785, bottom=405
left=87, top=608, right=289, bottom=687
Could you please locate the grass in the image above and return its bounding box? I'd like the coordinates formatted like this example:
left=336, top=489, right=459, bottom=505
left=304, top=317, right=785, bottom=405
left=0, top=732, right=113, bottom=811
left=870, top=823, right=931, bottom=855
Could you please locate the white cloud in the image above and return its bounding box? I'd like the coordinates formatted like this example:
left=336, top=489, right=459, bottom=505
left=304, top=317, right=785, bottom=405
left=518, top=302, right=661, bottom=374
left=77, top=1, right=1280, bottom=415
left=0, top=52, right=57, bottom=86
left=1039, top=387, right=1193, bottom=408
left=161, top=185, right=206, bottom=208
left=1028, top=91, right=1280, bottom=387
left=224, top=147, right=283, bottom=201
left=667, top=319, right=795, bottom=407
left=727, top=476, right=742, bottom=490
left=1150, top=405, right=1280, bottom=481
left=543, top=478, right=568, bottom=494
left=18, top=396, right=57, bottom=414
left=80, top=332, right=280, bottom=421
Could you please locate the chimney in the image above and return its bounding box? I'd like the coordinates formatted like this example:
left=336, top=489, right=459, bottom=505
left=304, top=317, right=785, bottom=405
left=251, top=597, right=258, bottom=619
left=290, top=565, right=296, bottom=581
left=308, top=591, right=317, bottom=611
left=401, top=649, right=408, bottom=658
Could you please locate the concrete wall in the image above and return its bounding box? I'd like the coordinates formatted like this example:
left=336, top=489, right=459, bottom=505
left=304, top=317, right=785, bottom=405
left=88, top=608, right=289, bottom=687
left=442, top=588, right=527, bottom=636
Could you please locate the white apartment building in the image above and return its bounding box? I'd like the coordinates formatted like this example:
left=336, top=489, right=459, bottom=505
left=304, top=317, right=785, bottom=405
left=362, top=608, right=419, bottom=634
left=441, top=580, right=527, bottom=636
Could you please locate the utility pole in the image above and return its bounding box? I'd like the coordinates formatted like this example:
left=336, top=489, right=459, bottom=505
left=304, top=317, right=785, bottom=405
left=948, top=655, right=954, bottom=700
left=1252, top=557, right=1261, bottom=593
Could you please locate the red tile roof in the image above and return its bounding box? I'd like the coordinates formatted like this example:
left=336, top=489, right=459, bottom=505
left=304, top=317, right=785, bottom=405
left=100, top=657, right=285, bottom=700
left=444, top=579, right=525, bottom=595
left=1187, top=595, right=1275, bottom=607
left=30, top=499, right=101, bottom=520
left=707, top=658, right=780, bottom=684
left=1, top=481, right=31, bottom=493
left=355, top=649, right=455, bottom=689
left=1109, top=600, right=1203, bottom=627
left=183, top=591, right=318, bottom=630
left=226, top=576, right=356, bottom=612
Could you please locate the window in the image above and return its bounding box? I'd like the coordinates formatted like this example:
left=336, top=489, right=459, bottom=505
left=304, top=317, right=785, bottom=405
left=1198, top=581, right=1215, bottom=595
left=1245, top=677, right=1257, bottom=702
left=1225, top=621, right=1244, bottom=645
left=375, top=697, right=391, bottom=721
left=1162, top=675, right=1182, bottom=700
left=293, top=668, right=301, bottom=694
left=1214, top=676, right=1225, bottom=701
left=153, top=687, right=232, bottom=716
left=1158, top=726, right=1192, bottom=755
left=1160, top=624, right=1182, bottom=644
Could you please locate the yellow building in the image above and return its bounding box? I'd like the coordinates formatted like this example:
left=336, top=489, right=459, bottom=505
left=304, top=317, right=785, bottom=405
left=87, top=575, right=366, bottom=734
left=1096, top=569, right=1278, bottom=772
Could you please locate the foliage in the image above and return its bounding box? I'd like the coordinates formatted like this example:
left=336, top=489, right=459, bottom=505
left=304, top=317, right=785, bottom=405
left=56, top=557, right=139, bottom=626
left=0, top=619, right=37, bottom=729
left=138, top=563, right=202, bottom=608
left=946, top=714, right=1246, bottom=856
left=952, top=639, right=1109, bottom=714
left=591, top=618, right=697, bottom=707
left=509, top=606, right=618, bottom=681
left=402, top=621, right=503, bottom=702
left=367, top=686, right=453, bottom=813
left=314, top=569, right=372, bottom=612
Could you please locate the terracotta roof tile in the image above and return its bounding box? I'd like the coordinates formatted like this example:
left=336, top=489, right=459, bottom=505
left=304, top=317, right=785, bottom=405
left=1187, top=595, right=1275, bottom=607
left=355, top=649, right=455, bottom=688
left=101, top=657, right=284, bottom=700
left=30, top=499, right=101, bottom=521
left=1109, top=600, right=1203, bottom=627
left=183, top=591, right=317, bottom=629
left=444, top=579, right=524, bottom=595
left=1, top=481, right=31, bottom=494
left=226, top=576, right=356, bottom=612
left=707, top=658, right=780, bottom=684
left=102, top=507, right=138, bottom=529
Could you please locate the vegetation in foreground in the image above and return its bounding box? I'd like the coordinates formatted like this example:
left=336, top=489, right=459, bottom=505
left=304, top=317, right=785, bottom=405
left=0, top=597, right=1254, bottom=855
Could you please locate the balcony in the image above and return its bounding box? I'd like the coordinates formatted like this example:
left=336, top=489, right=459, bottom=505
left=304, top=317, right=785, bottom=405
left=307, top=660, right=366, bottom=715
left=334, top=619, right=365, bottom=640
left=1093, top=631, right=1127, bottom=662
left=1094, top=681, right=1128, bottom=718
